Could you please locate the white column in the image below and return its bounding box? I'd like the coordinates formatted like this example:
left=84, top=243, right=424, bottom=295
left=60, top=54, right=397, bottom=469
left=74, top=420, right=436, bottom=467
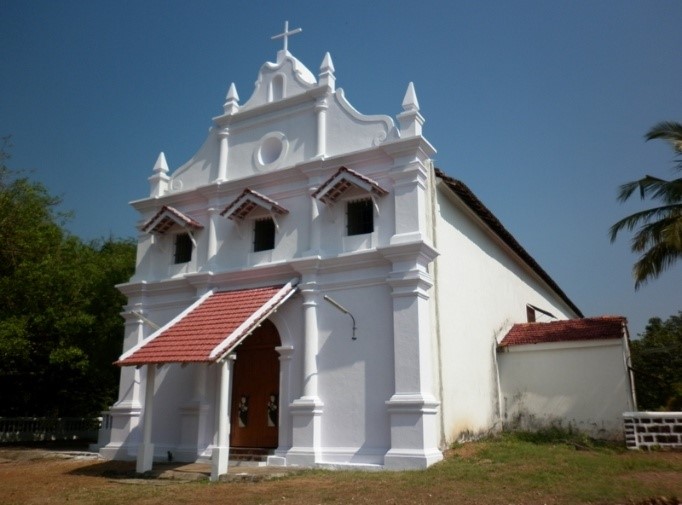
left=315, top=97, right=328, bottom=158
left=301, top=285, right=319, bottom=399
left=136, top=364, right=156, bottom=474
left=288, top=280, right=324, bottom=466
left=206, top=205, right=220, bottom=266
left=309, top=192, right=321, bottom=254
left=217, top=130, right=229, bottom=182
left=211, top=355, right=235, bottom=481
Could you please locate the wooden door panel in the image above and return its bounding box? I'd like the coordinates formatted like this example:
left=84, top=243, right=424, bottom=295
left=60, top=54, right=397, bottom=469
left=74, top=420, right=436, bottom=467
left=230, top=320, right=280, bottom=448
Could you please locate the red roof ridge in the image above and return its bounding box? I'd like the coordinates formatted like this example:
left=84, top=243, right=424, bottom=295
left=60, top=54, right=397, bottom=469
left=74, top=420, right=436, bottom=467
left=499, top=316, right=627, bottom=348
left=141, top=205, right=204, bottom=234
left=220, top=188, right=288, bottom=221
left=312, top=166, right=388, bottom=204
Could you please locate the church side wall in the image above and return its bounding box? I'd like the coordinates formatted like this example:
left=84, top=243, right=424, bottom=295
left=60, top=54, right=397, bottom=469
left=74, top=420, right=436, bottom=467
left=497, top=340, right=633, bottom=438
left=433, top=185, right=578, bottom=444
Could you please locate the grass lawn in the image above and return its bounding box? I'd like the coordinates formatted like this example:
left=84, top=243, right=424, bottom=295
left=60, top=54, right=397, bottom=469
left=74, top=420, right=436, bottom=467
left=0, top=432, right=680, bottom=504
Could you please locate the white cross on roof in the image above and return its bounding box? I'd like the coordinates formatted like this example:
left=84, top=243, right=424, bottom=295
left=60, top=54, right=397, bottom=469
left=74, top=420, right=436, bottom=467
left=271, top=21, right=302, bottom=53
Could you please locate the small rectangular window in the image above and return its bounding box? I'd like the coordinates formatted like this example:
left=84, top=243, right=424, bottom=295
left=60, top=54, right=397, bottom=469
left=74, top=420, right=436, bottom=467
left=174, top=233, right=193, bottom=264
left=253, top=218, right=275, bottom=252
left=346, top=199, right=373, bottom=236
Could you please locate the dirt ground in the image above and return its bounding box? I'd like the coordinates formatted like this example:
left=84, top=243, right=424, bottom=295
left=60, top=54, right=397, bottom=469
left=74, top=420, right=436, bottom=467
left=0, top=444, right=680, bottom=505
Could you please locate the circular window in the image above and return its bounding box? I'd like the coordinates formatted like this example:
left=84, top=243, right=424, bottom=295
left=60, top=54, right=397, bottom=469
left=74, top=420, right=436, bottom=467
left=254, top=132, right=288, bottom=169
left=260, top=136, right=283, bottom=165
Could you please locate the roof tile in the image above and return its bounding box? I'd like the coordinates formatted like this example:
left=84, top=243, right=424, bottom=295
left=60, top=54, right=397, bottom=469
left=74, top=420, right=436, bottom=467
left=117, top=283, right=296, bottom=366
left=499, top=316, right=626, bottom=347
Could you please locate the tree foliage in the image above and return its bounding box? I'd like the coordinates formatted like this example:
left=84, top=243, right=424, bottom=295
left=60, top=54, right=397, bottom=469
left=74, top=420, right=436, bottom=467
left=0, top=137, right=135, bottom=416
left=630, top=311, right=682, bottom=411
left=610, top=121, right=682, bottom=289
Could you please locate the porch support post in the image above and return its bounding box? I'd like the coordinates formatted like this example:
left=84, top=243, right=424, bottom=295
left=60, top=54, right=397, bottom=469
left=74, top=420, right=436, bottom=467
left=136, top=364, right=156, bottom=474
left=211, top=354, right=235, bottom=481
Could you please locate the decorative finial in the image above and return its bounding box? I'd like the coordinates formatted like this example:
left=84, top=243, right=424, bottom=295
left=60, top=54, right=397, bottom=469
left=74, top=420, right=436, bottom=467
left=402, top=82, right=420, bottom=112
left=398, top=82, right=424, bottom=137
left=149, top=152, right=170, bottom=197
left=223, top=82, right=240, bottom=115
left=271, top=21, right=302, bottom=54
left=153, top=152, right=169, bottom=174
left=318, top=52, right=335, bottom=91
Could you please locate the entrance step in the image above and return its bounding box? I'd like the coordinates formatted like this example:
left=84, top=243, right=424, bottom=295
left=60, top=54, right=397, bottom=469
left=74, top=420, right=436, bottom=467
left=229, top=447, right=275, bottom=462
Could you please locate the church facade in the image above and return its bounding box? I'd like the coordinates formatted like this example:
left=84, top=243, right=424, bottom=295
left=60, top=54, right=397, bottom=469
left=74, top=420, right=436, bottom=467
left=96, top=26, right=635, bottom=479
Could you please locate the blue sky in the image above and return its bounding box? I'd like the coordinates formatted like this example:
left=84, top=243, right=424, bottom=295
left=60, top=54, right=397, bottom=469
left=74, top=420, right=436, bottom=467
left=1, top=0, right=680, bottom=336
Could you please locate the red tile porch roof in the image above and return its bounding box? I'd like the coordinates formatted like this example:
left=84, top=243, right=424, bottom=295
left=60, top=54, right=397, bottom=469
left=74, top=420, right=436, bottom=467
left=116, top=281, right=297, bottom=366
left=499, top=316, right=627, bottom=348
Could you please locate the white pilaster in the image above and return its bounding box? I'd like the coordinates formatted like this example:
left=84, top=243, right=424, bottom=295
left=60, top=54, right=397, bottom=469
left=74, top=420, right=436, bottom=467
left=301, top=283, right=319, bottom=399
left=211, top=354, right=235, bottom=481
left=136, top=364, right=156, bottom=474
left=99, top=311, right=145, bottom=460
left=315, top=97, right=328, bottom=158
left=288, top=279, right=323, bottom=466
left=269, top=345, right=294, bottom=466
left=309, top=188, right=322, bottom=253
left=390, top=159, right=430, bottom=246
left=382, top=242, right=442, bottom=470
left=206, top=205, right=220, bottom=265
left=217, top=130, right=229, bottom=182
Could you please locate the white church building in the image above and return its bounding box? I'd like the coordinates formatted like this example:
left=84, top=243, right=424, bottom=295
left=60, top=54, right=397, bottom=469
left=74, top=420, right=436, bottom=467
left=97, top=25, right=636, bottom=479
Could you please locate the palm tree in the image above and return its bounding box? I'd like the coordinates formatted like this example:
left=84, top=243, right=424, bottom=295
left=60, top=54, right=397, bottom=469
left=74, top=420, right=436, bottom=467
left=610, top=121, right=682, bottom=289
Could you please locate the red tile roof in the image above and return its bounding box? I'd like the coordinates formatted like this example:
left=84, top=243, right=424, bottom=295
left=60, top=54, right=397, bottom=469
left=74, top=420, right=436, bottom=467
left=220, top=188, right=289, bottom=221
left=313, top=166, right=388, bottom=204
left=116, top=282, right=297, bottom=366
left=499, top=316, right=626, bottom=347
left=435, top=168, right=583, bottom=318
left=141, top=205, right=204, bottom=234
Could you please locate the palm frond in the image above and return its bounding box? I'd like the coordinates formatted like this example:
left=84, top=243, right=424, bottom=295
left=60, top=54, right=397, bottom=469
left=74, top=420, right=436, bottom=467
left=612, top=121, right=682, bottom=289
left=616, top=176, right=682, bottom=204
left=630, top=213, right=682, bottom=252
left=633, top=240, right=682, bottom=290
left=609, top=204, right=682, bottom=242
left=645, top=121, right=682, bottom=147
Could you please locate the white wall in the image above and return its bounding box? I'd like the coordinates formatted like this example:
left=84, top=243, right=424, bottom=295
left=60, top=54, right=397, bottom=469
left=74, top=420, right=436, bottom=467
left=498, top=340, right=633, bottom=438
left=316, top=280, right=394, bottom=464
left=433, top=181, right=579, bottom=444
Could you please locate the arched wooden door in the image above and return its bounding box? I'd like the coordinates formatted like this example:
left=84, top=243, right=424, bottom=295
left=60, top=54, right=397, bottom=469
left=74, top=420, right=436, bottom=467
left=230, top=319, right=280, bottom=448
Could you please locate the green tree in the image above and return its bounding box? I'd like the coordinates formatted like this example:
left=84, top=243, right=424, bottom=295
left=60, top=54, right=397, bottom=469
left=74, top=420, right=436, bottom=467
left=630, top=311, right=682, bottom=411
left=0, top=137, right=135, bottom=416
left=610, top=121, right=682, bottom=289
